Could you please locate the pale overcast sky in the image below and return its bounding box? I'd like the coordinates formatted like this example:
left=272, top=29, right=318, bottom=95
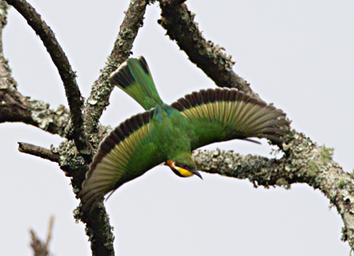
left=1, top=0, right=353, bottom=255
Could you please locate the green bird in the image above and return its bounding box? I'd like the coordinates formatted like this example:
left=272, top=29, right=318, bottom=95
left=79, top=56, right=289, bottom=210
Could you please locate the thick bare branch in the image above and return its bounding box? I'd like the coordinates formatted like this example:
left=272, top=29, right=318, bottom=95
left=0, top=78, right=69, bottom=136
left=78, top=1, right=149, bottom=255
left=18, top=142, right=59, bottom=163
left=4, top=1, right=149, bottom=254
left=0, top=3, right=69, bottom=135
left=0, top=89, right=69, bottom=136
left=2, top=0, right=351, bottom=253
left=74, top=204, right=115, bottom=256
left=5, top=0, right=90, bottom=158
left=0, top=60, right=69, bottom=136
left=0, top=82, right=69, bottom=136
left=84, top=0, right=149, bottom=137
left=193, top=132, right=354, bottom=248
left=158, top=1, right=257, bottom=98
left=158, top=2, right=354, bottom=249
left=0, top=12, right=96, bottom=249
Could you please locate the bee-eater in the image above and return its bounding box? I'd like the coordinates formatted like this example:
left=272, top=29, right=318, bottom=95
left=79, top=57, right=289, bottom=210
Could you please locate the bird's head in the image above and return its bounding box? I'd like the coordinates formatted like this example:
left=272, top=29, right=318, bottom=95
left=165, top=159, right=202, bottom=179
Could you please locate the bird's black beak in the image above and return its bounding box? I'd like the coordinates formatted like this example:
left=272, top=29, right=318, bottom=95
left=193, top=170, right=203, bottom=180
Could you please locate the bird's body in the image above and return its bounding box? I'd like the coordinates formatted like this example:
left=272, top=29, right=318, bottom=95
left=153, top=105, right=193, bottom=160
left=125, top=103, right=195, bottom=178
left=79, top=57, right=289, bottom=210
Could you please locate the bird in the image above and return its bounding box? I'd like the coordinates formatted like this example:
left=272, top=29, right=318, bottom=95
left=79, top=56, right=289, bottom=210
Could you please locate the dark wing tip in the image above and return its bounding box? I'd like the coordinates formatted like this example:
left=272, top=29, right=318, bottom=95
left=171, top=88, right=290, bottom=144
left=87, top=109, right=154, bottom=178
left=251, top=104, right=291, bottom=144
left=79, top=110, right=154, bottom=210
left=171, top=88, right=266, bottom=111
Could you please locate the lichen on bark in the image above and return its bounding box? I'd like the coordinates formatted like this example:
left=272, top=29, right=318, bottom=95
left=1, top=0, right=353, bottom=254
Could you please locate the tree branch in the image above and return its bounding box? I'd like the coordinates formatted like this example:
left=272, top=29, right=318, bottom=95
left=18, top=142, right=59, bottom=163
left=162, top=0, right=186, bottom=6
left=2, top=0, right=351, bottom=253
left=158, top=1, right=257, bottom=98
left=159, top=1, right=354, bottom=249
left=5, top=0, right=90, bottom=158
left=75, top=1, right=149, bottom=255
left=193, top=132, right=354, bottom=248
left=84, top=0, right=149, bottom=137
left=0, top=3, right=69, bottom=136
left=1, top=0, right=149, bottom=254
left=0, top=79, right=70, bottom=136
left=29, top=216, right=54, bottom=256
left=0, top=3, right=114, bottom=254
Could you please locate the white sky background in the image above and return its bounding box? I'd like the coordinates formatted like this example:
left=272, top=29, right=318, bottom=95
left=1, top=0, right=353, bottom=255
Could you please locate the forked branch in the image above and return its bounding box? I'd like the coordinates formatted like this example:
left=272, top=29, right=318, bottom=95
left=29, top=216, right=54, bottom=256
left=84, top=0, right=150, bottom=137
left=1, top=0, right=150, bottom=255
left=5, top=0, right=91, bottom=158
left=1, top=0, right=352, bottom=254
left=0, top=2, right=69, bottom=136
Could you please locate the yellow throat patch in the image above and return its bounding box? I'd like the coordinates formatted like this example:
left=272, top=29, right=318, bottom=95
left=166, top=160, right=194, bottom=177
left=175, top=166, right=194, bottom=177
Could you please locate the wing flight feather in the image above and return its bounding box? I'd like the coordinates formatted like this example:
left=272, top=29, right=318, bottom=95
left=171, top=88, right=289, bottom=149
left=79, top=110, right=164, bottom=211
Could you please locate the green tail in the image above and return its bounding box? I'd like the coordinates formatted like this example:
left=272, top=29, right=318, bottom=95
left=109, top=56, right=164, bottom=110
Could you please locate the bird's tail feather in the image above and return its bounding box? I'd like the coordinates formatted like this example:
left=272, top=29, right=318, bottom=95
left=109, top=56, right=163, bottom=110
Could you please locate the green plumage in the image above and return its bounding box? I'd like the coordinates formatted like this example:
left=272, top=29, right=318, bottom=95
left=79, top=56, right=290, bottom=210
left=110, top=57, right=163, bottom=110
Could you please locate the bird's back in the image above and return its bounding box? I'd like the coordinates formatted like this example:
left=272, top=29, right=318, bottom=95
left=150, top=104, right=193, bottom=157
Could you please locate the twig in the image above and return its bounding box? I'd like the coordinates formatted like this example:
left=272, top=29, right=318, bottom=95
left=18, top=142, right=59, bottom=163
left=84, top=0, right=149, bottom=136
left=5, top=0, right=90, bottom=158
left=29, top=216, right=54, bottom=256
left=45, top=216, right=54, bottom=249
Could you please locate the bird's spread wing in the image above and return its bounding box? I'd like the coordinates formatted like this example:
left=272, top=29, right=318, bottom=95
left=79, top=110, right=164, bottom=210
left=171, top=88, right=289, bottom=150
